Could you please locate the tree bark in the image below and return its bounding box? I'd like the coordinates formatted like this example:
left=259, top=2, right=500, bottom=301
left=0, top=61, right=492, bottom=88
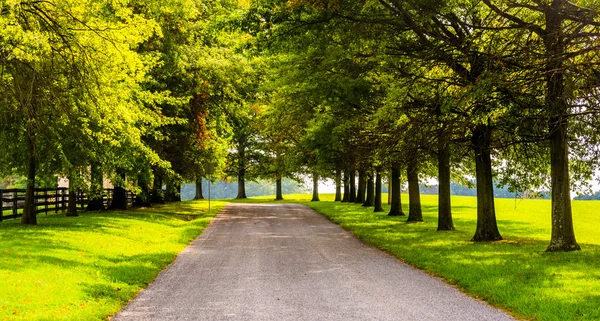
left=194, top=177, right=205, bottom=200
left=66, top=183, right=79, bottom=217
left=388, top=162, right=405, bottom=216
left=236, top=168, right=247, bottom=199
left=362, top=171, right=374, bottom=207
left=406, top=160, right=423, bottom=222
left=334, top=169, right=342, bottom=202
left=374, top=170, right=384, bottom=212
left=471, top=125, right=502, bottom=241
left=342, top=170, right=350, bottom=202
left=544, top=8, right=579, bottom=252
left=437, top=137, right=454, bottom=231
left=311, top=172, right=320, bottom=202
left=236, top=137, right=248, bottom=199
left=387, top=174, right=392, bottom=205
left=109, top=172, right=128, bottom=210
left=349, top=170, right=356, bottom=202
left=134, top=174, right=152, bottom=207
left=355, top=170, right=366, bottom=204
left=150, top=171, right=165, bottom=204
left=87, top=163, right=105, bottom=211
left=22, top=131, right=37, bottom=225
left=275, top=175, right=284, bottom=200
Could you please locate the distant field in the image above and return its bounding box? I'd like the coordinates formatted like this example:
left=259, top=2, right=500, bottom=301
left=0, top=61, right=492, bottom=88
left=0, top=200, right=226, bottom=321
left=240, top=193, right=600, bottom=321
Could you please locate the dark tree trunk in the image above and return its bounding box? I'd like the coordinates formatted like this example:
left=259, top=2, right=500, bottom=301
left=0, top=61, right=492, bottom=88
left=544, top=11, right=579, bottom=252
left=374, top=170, right=384, bottom=212
left=194, top=177, right=205, bottom=200
left=342, top=170, right=350, bottom=202
left=87, top=163, right=105, bottom=211
left=355, top=170, right=366, bottom=204
left=236, top=137, right=248, bottom=199
left=349, top=170, right=356, bottom=202
left=109, top=172, right=128, bottom=210
left=437, top=136, right=454, bottom=231
left=387, top=174, right=392, bottom=205
left=22, top=132, right=37, bottom=225
left=334, top=169, right=342, bottom=202
left=236, top=168, right=247, bottom=199
left=406, top=160, right=423, bottom=222
left=362, top=172, right=374, bottom=207
left=134, top=174, right=152, bottom=207
left=471, top=125, right=502, bottom=241
left=66, top=183, right=79, bottom=217
left=388, top=163, right=405, bottom=216
left=275, top=175, right=283, bottom=200
left=175, top=184, right=181, bottom=202
left=150, top=171, right=165, bottom=204
left=311, top=172, right=320, bottom=202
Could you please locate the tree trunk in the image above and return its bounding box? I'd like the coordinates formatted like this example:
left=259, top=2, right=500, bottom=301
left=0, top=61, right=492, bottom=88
left=334, top=169, right=342, bottom=202
left=150, top=171, right=165, bottom=204
left=342, top=170, right=350, bottom=202
left=21, top=132, right=37, bottom=225
left=87, top=163, right=105, bottom=211
left=437, top=137, right=454, bottom=231
left=349, top=170, right=356, bottom=202
left=109, top=172, right=128, bottom=210
left=471, top=125, right=502, bottom=241
left=66, top=183, right=79, bottom=217
left=374, top=170, right=384, bottom=212
left=363, top=172, right=374, bottom=207
left=236, top=168, right=247, bottom=199
left=236, top=137, right=248, bottom=199
left=311, top=172, right=320, bottom=202
left=387, top=174, right=392, bottom=205
left=194, top=177, right=205, bottom=200
left=406, top=160, right=423, bottom=222
left=275, top=175, right=283, bottom=200
left=544, top=11, right=579, bottom=252
left=134, top=174, right=151, bottom=207
left=388, top=163, right=405, bottom=216
left=175, top=184, right=182, bottom=202
left=355, top=170, right=366, bottom=204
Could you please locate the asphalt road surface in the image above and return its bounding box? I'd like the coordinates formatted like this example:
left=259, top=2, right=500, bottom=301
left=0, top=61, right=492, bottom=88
left=114, top=203, right=515, bottom=321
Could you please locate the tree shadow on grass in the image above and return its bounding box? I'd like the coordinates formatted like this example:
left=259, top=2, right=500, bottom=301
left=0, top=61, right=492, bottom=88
left=309, top=200, right=600, bottom=321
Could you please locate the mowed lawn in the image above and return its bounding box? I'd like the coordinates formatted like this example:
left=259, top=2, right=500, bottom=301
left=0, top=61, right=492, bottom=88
left=242, top=193, right=600, bottom=321
left=0, top=200, right=226, bottom=321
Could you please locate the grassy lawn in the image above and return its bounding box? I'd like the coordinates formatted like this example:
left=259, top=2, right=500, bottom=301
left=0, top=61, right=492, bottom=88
left=241, top=193, right=600, bottom=321
left=0, top=200, right=227, bottom=321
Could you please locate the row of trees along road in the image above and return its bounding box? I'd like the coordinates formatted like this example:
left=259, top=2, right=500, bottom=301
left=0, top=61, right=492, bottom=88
left=0, top=0, right=256, bottom=223
left=2, top=0, right=600, bottom=253
left=242, top=0, right=600, bottom=252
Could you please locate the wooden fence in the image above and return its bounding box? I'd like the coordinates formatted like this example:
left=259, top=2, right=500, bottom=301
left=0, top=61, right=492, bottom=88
left=0, top=188, right=136, bottom=221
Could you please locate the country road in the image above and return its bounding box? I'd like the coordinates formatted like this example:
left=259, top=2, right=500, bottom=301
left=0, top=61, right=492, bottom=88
left=114, top=203, right=514, bottom=321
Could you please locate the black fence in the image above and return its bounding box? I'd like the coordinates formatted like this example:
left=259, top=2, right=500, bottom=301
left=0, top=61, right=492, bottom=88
left=0, top=188, right=136, bottom=221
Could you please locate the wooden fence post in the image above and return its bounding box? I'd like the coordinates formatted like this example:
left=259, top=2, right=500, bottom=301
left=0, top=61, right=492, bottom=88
left=12, top=191, right=17, bottom=218
left=55, top=189, right=59, bottom=213
left=44, top=190, right=48, bottom=215
left=0, top=190, right=3, bottom=222
left=62, top=189, right=66, bottom=212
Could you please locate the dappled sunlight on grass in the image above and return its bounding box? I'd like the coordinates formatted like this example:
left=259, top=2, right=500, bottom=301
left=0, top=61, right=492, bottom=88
left=246, top=193, right=600, bottom=321
left=0, top=199, right=227, bottom=320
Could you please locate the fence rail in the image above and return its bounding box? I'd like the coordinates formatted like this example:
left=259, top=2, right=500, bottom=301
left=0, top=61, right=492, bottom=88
left=0, top=188, right=136, bottom=221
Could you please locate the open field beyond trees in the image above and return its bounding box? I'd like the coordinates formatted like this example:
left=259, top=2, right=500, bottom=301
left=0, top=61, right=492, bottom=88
left=0, top=200, right=226, bottom=321
left=237, top=194, right=600, bottom=321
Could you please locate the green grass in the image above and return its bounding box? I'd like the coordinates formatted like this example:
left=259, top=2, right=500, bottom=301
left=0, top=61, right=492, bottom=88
left=241, top=193, right=600, bottom=321
left=0, top=200, right=227, bottom=321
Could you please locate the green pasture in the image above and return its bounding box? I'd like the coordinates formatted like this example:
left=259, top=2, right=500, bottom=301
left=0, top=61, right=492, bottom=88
left=258, top=193, right=600, bottom=321
left=0, top=200, right=226, bottom=321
